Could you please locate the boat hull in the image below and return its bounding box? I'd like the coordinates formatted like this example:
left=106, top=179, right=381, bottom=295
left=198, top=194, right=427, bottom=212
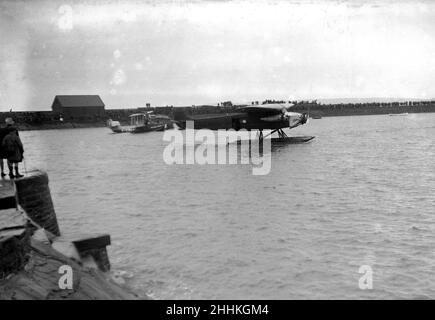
left=131, top=124, right=166, bottom=133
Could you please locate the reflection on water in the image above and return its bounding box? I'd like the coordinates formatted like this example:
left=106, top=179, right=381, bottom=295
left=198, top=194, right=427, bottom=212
left=20, top=113, right=435, bottom=299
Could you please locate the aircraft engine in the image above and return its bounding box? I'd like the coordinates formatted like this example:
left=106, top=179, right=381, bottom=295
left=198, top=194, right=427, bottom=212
left=283, top=112, right=306, bottom=128
left=260, top=110, right=309, bottom=127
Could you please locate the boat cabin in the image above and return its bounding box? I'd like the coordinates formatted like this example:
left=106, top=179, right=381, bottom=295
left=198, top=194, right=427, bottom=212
left=129, top=113, right=151, bottom=127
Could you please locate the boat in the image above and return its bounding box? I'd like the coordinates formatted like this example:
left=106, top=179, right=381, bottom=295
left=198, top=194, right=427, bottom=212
left=131, top=123, right=166, bottom=133
left=389, top=113, right=409, bottom=116
left=107, top=119, right=129, bottom=133
left=129, top=113, right=166, bottom=134
left=107, top=112, right=174, bottom=133
left=150, top=114, right=174, bottom=129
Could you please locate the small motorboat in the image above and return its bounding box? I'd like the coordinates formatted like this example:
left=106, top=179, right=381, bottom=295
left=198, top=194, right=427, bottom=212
left=129, top=113, right=167, bottom=134
left=154, top=124, right=168, bottom=132
left=131, top=123, right=166, bottom=133
left=151, top=114, right=174, bottom=129
left=389, top=113, right=409, bottom=116
left=108, top=112, right=174, bottom=134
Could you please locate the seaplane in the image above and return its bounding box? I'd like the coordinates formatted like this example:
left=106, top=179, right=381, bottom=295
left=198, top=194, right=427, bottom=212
left=173, top=102, right=314, bottom=143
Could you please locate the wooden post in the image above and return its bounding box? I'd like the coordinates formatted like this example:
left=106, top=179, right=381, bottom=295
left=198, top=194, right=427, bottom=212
left=73, top=234, right=112, bottom=272
left=14, top=171, right=61, bottom=236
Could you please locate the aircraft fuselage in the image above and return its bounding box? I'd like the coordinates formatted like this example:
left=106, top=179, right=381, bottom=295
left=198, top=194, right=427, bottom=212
left=175, top=112, right=306, bottom=131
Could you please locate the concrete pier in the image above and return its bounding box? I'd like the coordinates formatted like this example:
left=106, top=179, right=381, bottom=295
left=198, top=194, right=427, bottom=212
left=0, top=171, right=142, bottom=299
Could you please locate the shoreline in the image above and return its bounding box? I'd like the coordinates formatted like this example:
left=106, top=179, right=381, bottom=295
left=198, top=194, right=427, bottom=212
left=9, top=109, right=435, bottom=132
left=14, top=122, right=107, bottom=131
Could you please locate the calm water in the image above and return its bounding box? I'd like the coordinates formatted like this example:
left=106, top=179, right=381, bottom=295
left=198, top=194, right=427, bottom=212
left=20, top=113, right=435, bottom=299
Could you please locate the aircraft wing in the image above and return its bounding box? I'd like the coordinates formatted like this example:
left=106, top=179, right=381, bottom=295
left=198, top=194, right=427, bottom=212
left=237, top=103, right=294, bottom=117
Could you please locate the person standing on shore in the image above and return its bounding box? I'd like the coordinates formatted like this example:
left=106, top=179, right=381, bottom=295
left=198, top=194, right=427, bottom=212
left=2, top=118, right=24, bottom=179
left=0, top=123, right=9, bottom=177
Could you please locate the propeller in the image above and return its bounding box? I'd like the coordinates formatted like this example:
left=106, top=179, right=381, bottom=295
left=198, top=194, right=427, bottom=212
left=281, top=103, right=296, bottom=120
left=282, top=103, right=295, bottom=111
left=289, top=102, right=310, bottom=125
left=261, top=102, right=309, bottom=126
left=302, top=104, right=310, bottom=124
left=281, top=105, right=310, bottom=126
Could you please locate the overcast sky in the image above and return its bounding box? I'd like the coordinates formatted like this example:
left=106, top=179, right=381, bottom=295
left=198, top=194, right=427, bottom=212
left=1, top=0, right=435, bottom=110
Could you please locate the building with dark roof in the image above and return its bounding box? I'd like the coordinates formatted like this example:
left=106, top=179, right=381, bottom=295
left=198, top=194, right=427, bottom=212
left=51, top=95, right=105, bottom=121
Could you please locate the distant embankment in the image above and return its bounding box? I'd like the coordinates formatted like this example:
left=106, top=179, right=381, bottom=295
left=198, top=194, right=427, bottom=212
left=0, top=111, right=105, bottom=131
left=168, top=101, right=435, bottom=118
left=1, top=101, right=434, bottom=130
left=0, top=108, right=173, bottom=130
left=295, top=101, right=435, bottom=118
